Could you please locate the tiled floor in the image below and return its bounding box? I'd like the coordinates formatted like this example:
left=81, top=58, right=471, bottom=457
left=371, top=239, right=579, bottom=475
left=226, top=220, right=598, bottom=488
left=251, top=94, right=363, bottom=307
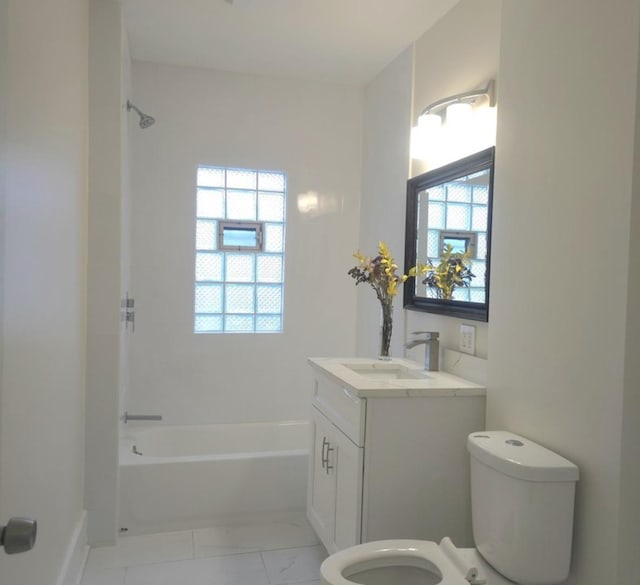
left=81, top=518, right=326, bottom=585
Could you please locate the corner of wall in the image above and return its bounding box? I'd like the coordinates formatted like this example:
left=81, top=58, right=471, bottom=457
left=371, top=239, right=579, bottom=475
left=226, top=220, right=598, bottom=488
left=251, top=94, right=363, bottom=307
left=56, top=511, right=89, bottom=585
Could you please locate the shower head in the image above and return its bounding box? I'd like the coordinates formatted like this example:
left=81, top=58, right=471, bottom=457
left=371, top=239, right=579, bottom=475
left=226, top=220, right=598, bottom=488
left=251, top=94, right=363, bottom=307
left=126, top=100, right=155, bottom=129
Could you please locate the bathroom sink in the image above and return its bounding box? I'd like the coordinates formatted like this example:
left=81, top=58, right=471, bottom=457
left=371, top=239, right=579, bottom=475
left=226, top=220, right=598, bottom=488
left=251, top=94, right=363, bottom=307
left=342, top=362, right=430, bottom=380
left=309, top=357, right=486, bottom=397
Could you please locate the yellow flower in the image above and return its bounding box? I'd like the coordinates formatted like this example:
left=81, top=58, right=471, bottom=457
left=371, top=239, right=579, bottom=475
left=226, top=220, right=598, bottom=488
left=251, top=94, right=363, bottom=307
left=353, top=250, right=368, bottom=265
left=349, top=241, right=419, bottom=300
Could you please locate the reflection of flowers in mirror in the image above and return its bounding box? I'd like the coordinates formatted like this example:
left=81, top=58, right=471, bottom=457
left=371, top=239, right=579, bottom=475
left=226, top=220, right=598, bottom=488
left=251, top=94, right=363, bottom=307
left=422, top=244, right=475, bottom=300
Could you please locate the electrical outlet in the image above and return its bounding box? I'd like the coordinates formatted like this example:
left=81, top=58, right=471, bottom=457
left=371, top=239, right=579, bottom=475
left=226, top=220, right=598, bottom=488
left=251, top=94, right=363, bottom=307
left=459, top=324, right=476, bottom=355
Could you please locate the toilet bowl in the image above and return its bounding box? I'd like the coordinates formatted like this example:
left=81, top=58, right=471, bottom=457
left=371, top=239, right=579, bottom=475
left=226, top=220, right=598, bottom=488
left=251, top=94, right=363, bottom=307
left=320, top=538, right=512, bottom=585
left=319, top=432, right=579, bottom=585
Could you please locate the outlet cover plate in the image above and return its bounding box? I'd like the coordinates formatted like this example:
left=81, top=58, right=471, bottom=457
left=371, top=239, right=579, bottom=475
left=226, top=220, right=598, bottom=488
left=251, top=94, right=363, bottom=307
left=459, top=324, right=476, bottom=355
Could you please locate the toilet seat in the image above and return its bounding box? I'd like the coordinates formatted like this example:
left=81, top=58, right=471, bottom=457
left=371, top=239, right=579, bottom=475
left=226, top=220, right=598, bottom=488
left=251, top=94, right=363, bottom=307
left=320, top=539, right=475, bottom=585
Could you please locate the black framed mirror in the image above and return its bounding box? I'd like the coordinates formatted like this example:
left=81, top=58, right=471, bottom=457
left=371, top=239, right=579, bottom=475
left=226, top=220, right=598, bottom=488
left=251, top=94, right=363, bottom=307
left=404, top=147, right=495, bottom=321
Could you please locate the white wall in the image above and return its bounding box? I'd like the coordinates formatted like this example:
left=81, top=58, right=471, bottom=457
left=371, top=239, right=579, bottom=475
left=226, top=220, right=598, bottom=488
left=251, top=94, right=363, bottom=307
left=404, top=0, right=501, bottom=362
left=618, top=23, right=640, bottom=577
left=356, top=48, right=413, bottom=357
left=127, top=62, right=362, bottom=424
left=86, top=0, right=128, bottom=545
left=0, top=0, right=88, bottom=582
left=360, top=0, right=640, bottom=582
left=490, top=1, right=639, bottom=583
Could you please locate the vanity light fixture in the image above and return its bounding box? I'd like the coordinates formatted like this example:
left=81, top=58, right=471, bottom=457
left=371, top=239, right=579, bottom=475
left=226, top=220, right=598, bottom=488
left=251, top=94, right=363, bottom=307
left=411, top=80, right=496, bottom=161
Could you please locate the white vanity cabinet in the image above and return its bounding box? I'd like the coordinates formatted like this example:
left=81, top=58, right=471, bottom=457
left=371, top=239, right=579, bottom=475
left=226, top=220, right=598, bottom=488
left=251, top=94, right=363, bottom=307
left=308, top=405, right=363, bottom=552
left=307, top=358, right=486, bottom=555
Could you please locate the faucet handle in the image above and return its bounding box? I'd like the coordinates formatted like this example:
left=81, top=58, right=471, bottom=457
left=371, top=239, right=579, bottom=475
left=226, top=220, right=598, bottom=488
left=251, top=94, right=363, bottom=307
left=411, top=331, right=439, bottom=339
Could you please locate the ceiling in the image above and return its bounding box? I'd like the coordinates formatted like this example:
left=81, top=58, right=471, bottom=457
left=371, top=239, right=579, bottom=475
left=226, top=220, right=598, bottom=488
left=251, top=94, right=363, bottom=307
left=123, top=0, right=460, bottom=85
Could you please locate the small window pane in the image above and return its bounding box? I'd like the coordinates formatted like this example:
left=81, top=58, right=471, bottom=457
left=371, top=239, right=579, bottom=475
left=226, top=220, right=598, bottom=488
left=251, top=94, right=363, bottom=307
left=196, top=252, right=223, bottom=281
left=447, top=184, right=472, bottom=203
left=225, top=314, right=254, bottom=332
left=258, top=172, right=285, bottom=191
left=227, top=189, right=257, bottom=220
left=225, top=253, right=255, bottom=282
left=256, top=315, right=282, bottom=332
left=477, top=233, right=487, bottom=259
left=427, top=229, right=439, bottom=258
left=227, top=169, right=257, bottom=189
left=256, top=285, right=282, bottom=314
left=225, top=284, right=255, bottom=313
left=197, top=167, right=224, bottom=188
left=220, top=224, right=261, bottom=250
left=427, top=202, right=445, bottom=229
left=258, top=192, right=284, bottom=222
left=470, top=289, right=486, bottom=303
left=471, top=261, right=485, bottom=283
left=473, top=185, right=489, bottom=204
left=195, top=314, right=223, bottom=333
left=256, top=255, right=283, bottom=282
left=264, top=224, right=284, bottom=253
left=196, top=220, right=216, bottom=250
left=195, top=284, right=223, bottom=313
left=446, top=204, right=470, bottom=230
left=452, top=287, right=470, bottom=301
left=197, top=189, right=225, bottom=218
left=427, top=186, right=445, bottom=201
left=472, top=206, right=488, bottom=231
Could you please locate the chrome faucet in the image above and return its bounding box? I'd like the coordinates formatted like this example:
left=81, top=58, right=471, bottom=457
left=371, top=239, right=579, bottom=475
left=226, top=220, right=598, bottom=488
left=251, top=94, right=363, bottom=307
left=405, top=331, right=440, bottom=371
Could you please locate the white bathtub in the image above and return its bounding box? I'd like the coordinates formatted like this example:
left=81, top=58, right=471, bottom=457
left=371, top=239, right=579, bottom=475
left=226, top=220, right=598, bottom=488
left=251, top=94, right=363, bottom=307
left=119, top=420, right=309, bottom=535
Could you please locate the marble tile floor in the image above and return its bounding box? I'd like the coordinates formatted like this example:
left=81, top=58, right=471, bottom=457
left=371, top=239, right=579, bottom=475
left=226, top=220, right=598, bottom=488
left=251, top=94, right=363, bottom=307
left=80, top=518, right=326, bottom=585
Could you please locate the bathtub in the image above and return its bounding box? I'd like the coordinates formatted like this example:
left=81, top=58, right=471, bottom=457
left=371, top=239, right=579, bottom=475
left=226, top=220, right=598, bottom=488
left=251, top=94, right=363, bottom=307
left=119, top=420, right=309, bottom=535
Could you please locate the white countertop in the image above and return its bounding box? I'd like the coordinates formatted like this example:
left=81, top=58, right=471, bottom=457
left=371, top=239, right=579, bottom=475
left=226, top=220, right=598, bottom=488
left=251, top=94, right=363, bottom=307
left=308, top=357, right=486, bottom=398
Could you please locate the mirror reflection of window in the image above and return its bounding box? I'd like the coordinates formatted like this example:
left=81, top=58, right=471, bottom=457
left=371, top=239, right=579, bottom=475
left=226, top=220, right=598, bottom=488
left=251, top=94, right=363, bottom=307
left=418, top=169, right=489, bottom=303
left=404, top=147, right=494, bottom=321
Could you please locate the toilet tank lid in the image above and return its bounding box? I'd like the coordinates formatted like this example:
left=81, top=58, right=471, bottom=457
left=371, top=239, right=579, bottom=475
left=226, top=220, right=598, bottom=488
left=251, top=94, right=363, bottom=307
left=467, top=431, right=579, bottom=482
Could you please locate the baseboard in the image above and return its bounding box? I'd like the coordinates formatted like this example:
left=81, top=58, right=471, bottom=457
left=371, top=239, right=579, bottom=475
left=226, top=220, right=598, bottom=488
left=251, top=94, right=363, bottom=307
left=56, top=510, right=89, bottom=585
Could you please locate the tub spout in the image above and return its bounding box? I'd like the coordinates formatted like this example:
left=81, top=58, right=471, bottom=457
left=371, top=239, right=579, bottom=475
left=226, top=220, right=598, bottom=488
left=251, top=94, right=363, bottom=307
left=122, top=411, right=163, bottom=424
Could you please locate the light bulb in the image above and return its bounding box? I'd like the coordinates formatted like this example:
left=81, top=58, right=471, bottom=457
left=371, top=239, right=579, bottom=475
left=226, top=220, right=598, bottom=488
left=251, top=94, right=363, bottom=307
left=446, top=102, right=472, bottom=129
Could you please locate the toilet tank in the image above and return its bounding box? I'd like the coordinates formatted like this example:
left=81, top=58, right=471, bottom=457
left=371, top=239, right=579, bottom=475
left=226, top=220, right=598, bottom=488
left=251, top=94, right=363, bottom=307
left=467, top=432, right=579, bottom=585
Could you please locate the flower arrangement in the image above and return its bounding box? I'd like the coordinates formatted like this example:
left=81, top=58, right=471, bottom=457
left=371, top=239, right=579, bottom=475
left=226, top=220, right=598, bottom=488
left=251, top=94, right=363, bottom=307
left=422, top=244, right=475, bottom=300
left=348, top=241, right=417, bottom=358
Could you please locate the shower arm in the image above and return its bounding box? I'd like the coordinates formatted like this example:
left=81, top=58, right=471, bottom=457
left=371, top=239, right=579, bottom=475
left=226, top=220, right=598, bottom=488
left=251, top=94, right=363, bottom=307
left=126, top=100, right=143, bottom=117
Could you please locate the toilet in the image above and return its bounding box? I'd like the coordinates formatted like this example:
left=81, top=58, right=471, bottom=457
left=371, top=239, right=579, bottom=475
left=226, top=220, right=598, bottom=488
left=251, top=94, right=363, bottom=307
left=320, top=431, right=579, bottom=585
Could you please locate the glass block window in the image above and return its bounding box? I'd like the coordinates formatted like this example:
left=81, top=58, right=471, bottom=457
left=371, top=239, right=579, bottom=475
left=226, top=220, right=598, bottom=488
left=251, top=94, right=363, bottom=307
left=194, top=166, right=286, bottom=333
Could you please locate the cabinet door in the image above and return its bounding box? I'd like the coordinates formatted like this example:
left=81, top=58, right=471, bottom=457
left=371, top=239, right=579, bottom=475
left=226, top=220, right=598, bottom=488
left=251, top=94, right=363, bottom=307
left=307, top=407, right=337, bottom=550
left=333, top=428, right=363, bottom=550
